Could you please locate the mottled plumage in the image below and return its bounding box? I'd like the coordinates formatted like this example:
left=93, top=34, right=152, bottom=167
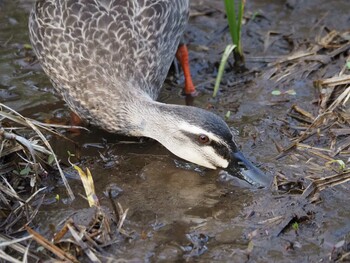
left=29, top=0, right=271, bottom=186
left=29, top=0, right=188, bottom=132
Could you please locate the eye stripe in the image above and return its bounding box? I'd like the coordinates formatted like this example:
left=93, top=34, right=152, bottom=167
left=179, top=129, right=231, bottom=163
left=210, top=140, right=231, bottom=161
left=179, top=122, right=228, bottom=145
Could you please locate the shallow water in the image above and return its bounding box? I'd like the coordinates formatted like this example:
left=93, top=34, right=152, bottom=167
left=1, top=0, right=350, bottom=262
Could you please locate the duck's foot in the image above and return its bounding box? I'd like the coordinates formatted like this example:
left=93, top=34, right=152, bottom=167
left=178, top=89, right=198, bottom=106
left=180, top=89, right=199, bottom=97
left=45, top=111, right=84, bottom=134
left=68, top=112, right=84, bottom=133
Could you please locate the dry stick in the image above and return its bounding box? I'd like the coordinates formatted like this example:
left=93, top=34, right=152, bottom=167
left=275, top=116, right=332, bottom=160
left=0, top=110, right=86, bottom=146
left=0, top=235, right=33, bottom=248
left=325, top=86, right=350, bottom=112
left=25, top=225, right=79, bottom=263
left=328, top=42, right=350, bottom=58
left=268, top=38, right=350, bottom=84
left=331, top=128, right=350, bottom=136
left=267, top=50, right=315, bottom=67
left=281, top=108, right=341, bottom=159
left=23, top=240, right=31, bottom=263
left=9, top=187, right=46, bottom=229
left=291, top=105, right=315, bottom=120
left=333, top=136, right=350, bottom=157
left=0, top=128, right=38, bottom=168
left=0, top=191, right=10, bottom=208
left=0, top=176, right=25, bottom=202
left=1, top=188, right=45, bottom=231
left=0, top=143, right=23, bottom=158
left=0, top=235, right=44, bottom=262
left=18, top=194, right=46, bottom=232
left=316, top=75, right=350, bottom=87
left=53, top=219, right=73, bottom=243
left=108, top=190, right=120, bottom=223
left=67, top=223, right=101, bottom=263
left=298, top=146, right=334, bottom=166
left=302, top=171, right=350, bottom=199
left=275, top=38, right=350, bottom=195
left=287, top=112, right=313, bottom=124
left=23, top=121, right=75, bottom=200
left=275, top=78, right=350, bottom=159
left=101, top=210, right=112, bottom=240
left=0, top=250, right=22, bottom=263
left=339, top=252, right=350, bottom=261
left=116, top=203, right=129, bottom=233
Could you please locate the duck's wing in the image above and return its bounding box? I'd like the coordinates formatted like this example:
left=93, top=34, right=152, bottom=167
left=29, top=0, right=189, bottom=100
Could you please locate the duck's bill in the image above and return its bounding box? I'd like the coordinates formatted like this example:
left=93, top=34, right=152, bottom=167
left=228, top=151, right=272, bottom=188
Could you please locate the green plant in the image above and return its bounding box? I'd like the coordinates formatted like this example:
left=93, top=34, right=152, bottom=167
left=292, top=222, right=299, bottom=231
left=224, top=0, right=245, bottom=67
left=213, top=44, right=236, bottom=97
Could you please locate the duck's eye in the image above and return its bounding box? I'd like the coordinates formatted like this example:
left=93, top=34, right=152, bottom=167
left=198, top=134, right=210, bottom=144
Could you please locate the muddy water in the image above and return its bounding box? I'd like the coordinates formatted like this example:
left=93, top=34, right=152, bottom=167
left=1, top=0, right=350, bottom=262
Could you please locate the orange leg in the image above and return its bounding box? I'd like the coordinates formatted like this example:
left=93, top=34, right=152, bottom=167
left=45, top=111, right=83, bottom=134
left=68, top=111, right=83, bottom=133
left=176, top=44, right=197, bottom=96
left=70, top=111, right=83, bottom=126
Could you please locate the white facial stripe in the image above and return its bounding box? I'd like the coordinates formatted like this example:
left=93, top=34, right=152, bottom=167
left=204, top=146, right=230, bottom=168
left=179, top=122, right=230, bottom=148
left=167, top=142, right=229, bottom=169
left=171, top=145, right=216, bottom=169
left=176, top=122, right=231, bottom=168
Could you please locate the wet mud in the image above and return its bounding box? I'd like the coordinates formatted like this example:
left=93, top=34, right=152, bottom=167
left=1, top=0, right=350, bottom=262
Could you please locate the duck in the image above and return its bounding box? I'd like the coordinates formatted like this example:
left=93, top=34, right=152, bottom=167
left=28, top=0, right=271, bottom=187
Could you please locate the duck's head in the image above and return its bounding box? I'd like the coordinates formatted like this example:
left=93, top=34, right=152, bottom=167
left=136, top=102, right=271, bottom=187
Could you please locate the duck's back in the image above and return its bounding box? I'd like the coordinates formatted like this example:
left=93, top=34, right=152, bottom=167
left=29, top=0, right=189, bottom=116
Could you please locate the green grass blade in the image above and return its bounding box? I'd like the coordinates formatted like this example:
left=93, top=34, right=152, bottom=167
left=224, top=0, right=245, bottom=64
left=213, top=44, right=236, bottom=97
left=236, top=0, right=245, bottom=55
left=224, top=0, right=238, bottom=45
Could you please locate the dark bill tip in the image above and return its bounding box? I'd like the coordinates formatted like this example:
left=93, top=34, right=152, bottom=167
left=228, top=151, right=272, bottom=188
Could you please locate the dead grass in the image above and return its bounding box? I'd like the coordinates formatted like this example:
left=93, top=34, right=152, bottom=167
left=265, top=29, right=350, bottom=198
left=0, top=103, right=78, bottom=200
left=0, top=104, right=131, bottom=261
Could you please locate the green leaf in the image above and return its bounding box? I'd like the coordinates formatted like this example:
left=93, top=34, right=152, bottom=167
left=247, top=240, right=254, bottom=253
left=292, top=222, right=299, bottom=231
left=327, top=159, right=346, bottom=170
left=20, top=166, right=32, bottom=176
left=286, top=89, right=297, bottom=95
left=271, top=90, right=281, bottom=96
left=224, top=0, right=238, bottom=44
left=346, top=61, right=350, bottom=69
left=213, top=44, right=236, bottom=97
left=251, top=11, right=259, bottom=21
left=224, top=0, right=245, bottom=56
left=48, top=154, right=55, bottom=165
left=55, top=194, right=60, bottom=201
left=36, top=246, right=45, bottom=252
left=23, top=43, right=32, bottom=49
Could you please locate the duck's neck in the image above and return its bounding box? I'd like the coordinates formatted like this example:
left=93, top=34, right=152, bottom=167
left=122, top=97, right=205, bottom=167
left=124, top=97, right=182, bottom=140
